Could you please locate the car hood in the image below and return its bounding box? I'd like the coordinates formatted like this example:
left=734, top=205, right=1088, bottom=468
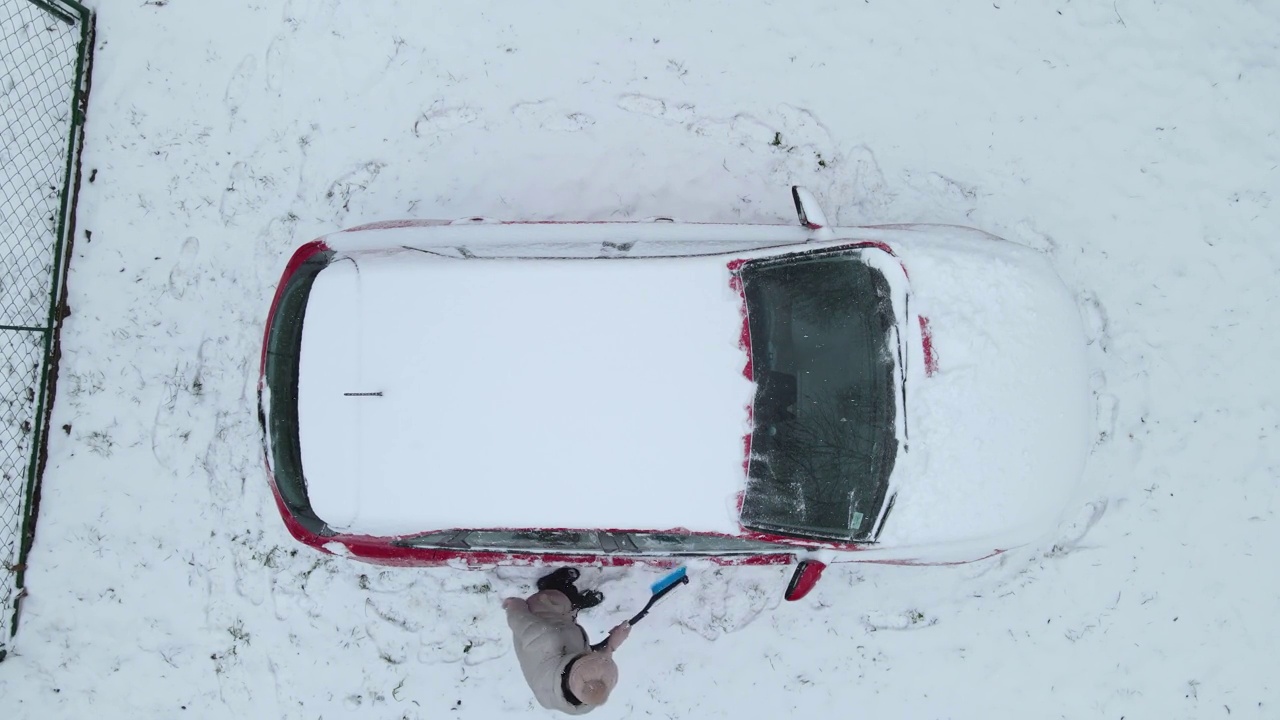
left=877, top=232, right=1091, bottom=549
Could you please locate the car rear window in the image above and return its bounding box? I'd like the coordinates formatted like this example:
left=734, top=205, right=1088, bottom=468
left=737, top=247, right=899, bottom=541
left=261, top=247, right=334, bottom=536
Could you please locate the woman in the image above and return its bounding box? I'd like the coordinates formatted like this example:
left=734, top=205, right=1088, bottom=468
left=503, top=568, right=632, bottom=714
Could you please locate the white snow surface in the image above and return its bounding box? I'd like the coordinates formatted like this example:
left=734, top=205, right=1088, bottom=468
left=881, top=235, right=1092, bottom=549
left=2, top=1, right=1278, bottom=719
left=300, top=252, right=752, bottom=535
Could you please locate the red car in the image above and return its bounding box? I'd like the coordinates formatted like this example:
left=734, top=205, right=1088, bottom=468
left=258, top=188, right=1090, bottom=600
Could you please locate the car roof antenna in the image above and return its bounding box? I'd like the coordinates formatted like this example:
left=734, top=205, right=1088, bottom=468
left=791, top=186, right=834, bottom=242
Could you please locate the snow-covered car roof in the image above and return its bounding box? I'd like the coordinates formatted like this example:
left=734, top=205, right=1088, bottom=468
left=298, top=252, right=756, bottom=536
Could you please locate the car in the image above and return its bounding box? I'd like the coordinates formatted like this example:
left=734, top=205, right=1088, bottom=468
left=257, top=187, right=1091, bottom=600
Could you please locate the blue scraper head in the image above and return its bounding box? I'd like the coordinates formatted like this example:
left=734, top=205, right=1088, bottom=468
left=651, top=566, right=689, bottom=594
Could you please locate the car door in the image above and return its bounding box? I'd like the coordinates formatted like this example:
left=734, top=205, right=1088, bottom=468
left=601, top=531, right=792, bottom=557
left=463, top=529, right=602, bottom=553
left=395, top=528, right=792, bottom=560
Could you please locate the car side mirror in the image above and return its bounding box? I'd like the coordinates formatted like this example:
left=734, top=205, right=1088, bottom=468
left=784, top=559, right=827, bottom=601
left=790, top=186, right=833, bottom=241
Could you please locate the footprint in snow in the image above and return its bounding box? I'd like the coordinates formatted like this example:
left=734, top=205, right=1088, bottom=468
left=1095, top=391, right=1119, bottom=444
left=418, top=633, right=508, bottom=665
left=927, top=172, right=980, bottom=204
left=617, top=93, right=698, bottom=125
left=1012, top=219, right=1059, bottom=255
left=325, top=161, right=386, bottom=214
left=862, top=609, right=937, bottom=631
left=264, top=34, right=289, bottom=92
left=832, top=144, right=893, bottom=224
left=413, top=103, right=479, bottom=145
left=219, top=161, right=250, bottom=226
left=511, top=101, right=594, bottom=132
left=167, top=236, right=199, bottom=299
left=1045, top=500, right=1108, bottom=558
left=707, top=112, right=776, bottom=148
left=223, top=53, right=257, bottom=125
left=670, top=566, right=780, bottom=640
left=1079, top=291, right=1110, bottom=351
left=772, top=104, right=832, bottom=148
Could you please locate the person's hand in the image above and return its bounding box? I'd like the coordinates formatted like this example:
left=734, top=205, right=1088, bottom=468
left=606, top=621, right=631, bottom=651
left=502, top=597, right=526, bottom=612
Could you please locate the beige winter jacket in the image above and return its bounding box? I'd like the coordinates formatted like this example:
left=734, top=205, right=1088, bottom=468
left=505, top=590, right=597, bottom=715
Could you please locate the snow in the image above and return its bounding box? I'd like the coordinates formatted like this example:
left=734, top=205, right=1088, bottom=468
left=880, top=234, right=1092, bottom=548
left=2, top=1, right=1278, bottom=719
left=299, top=251, right=753, bottom=535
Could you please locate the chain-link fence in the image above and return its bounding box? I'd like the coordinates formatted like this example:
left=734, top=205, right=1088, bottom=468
left=0, top=0, right=92, bottom=661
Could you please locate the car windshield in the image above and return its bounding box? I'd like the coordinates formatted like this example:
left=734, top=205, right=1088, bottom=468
left=738, top=247, right=899, bottom=541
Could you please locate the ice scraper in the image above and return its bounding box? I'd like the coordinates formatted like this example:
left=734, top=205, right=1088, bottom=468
left=591, top=567, right=689, bottom=650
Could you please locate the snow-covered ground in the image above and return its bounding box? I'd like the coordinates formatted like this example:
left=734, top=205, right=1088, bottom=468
left=2, top=1, right=1278, bottom=718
